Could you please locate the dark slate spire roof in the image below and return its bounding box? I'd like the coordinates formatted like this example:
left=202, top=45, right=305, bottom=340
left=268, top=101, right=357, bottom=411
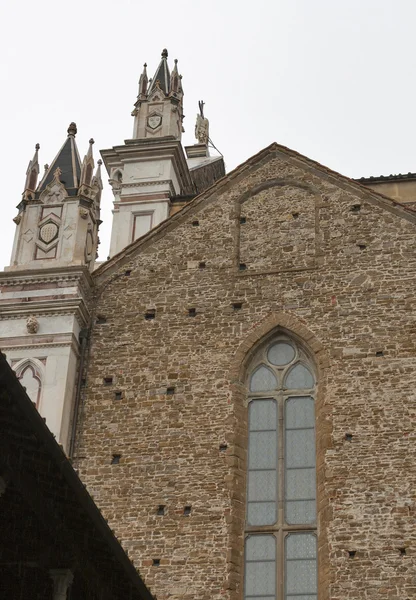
left=148, top=48, right=171, bottom=95
left=37, top=123, right=82, bottom=196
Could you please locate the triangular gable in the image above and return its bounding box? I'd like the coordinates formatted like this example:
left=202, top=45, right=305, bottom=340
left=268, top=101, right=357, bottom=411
left=93, top=142, right=416, bottom=283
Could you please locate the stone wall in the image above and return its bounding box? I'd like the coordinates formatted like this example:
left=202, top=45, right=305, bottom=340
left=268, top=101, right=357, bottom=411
left=75, top=146, right=416, bottom=600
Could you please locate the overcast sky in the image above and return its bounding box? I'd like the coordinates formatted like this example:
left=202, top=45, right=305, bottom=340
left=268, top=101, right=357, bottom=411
left=1, top=0, right=415, bottom=267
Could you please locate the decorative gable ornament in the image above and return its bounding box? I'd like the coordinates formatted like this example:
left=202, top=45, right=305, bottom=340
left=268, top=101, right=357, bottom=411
left=39, top=168, right=68, bottom=204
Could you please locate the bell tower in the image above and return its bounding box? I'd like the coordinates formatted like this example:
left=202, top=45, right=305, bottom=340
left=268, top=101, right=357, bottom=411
left=102, top=49, right=193, bottom=257
left=0, top=124, right=102, bottom=452
left=8, top=123, right=102, bottom=272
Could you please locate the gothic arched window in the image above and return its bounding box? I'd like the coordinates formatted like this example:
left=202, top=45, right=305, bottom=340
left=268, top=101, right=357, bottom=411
left=245, top=335, right=317, bottom=600
left=18, top=363, right=42, bottom=407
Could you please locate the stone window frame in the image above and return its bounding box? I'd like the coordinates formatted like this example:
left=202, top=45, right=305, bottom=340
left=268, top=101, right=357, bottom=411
left=14, top=358, right=44, bottom=409
left=244, top=333, right=317, bottom=600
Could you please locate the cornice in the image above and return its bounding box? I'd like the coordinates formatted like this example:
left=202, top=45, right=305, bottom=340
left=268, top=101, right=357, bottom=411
left=118, top=180, right=176, bottom=197
left=101, top=139, right=193, bottom=195
left=0, top=298, right=91, bottom=327
left=0, top=267, right=94, bottom=304
left=1, top=331, right=81, bottom=355
left=0, top=265, right=94, bottom=287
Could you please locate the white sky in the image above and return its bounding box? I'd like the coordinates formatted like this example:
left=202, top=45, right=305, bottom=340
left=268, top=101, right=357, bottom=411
left=1, top=0, right=415, bottom=267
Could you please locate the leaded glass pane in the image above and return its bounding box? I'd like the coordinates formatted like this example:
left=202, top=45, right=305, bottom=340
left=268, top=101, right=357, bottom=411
left=286, top=500, right=316, bottom=524
left=248, top=470, right=277, bottom=501
left=248, top=502, right=276, bottom=526
left=284, top=364, right=314, bottom=389
left=285, top=430, right=315, bottom=468
left=245, top=535, right=276, bottom=599
left=245, top=562, right=276, bottom=596
left=285, top=396, right=314, bottom=429
left=285, top=397, right=316, bottom=525
left=250, top=365, right=278, bottom=392
left=286, top=468, right=316, bottom=500
left=285, top=534, right=317, bottom=599
left=267, top=342, right=295, bottom=366
left=286, top=532, right=317, bottom=558
left=249, top=431, right=277, bottom=469
left=246, top=534, right=276, bottom=560
left=249, top=400, right=277, bottom=431
left=248, top=400, right=277, bottom=526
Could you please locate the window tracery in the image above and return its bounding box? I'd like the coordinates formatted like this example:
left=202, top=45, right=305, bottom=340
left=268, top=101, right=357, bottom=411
left=245, top=334, right=317, bottom=600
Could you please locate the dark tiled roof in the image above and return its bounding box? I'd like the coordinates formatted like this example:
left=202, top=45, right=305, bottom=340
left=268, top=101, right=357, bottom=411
left=355, top=172, right=416, bottom=184
left=148, top=52, right=170, bottom=95
left=38, top=134, right=82, bottom=194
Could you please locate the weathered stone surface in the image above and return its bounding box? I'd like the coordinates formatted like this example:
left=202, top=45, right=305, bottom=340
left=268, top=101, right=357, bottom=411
left=75, top=145, right=416, bottom=600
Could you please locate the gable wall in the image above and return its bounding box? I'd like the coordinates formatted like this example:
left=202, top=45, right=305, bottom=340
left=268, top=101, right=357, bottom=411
left=75, top=152, right=416, bottom=600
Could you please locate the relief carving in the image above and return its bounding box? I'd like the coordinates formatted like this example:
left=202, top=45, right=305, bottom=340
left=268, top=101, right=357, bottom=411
left=39, top=222, right=59, bottom=244
left=39, top=167, right=68, bottom=204
left=26, top=315, right=39, bottom=334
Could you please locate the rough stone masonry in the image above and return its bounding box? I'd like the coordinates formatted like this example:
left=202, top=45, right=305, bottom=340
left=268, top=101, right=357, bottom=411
left=74, top=144, right=416, bottom=600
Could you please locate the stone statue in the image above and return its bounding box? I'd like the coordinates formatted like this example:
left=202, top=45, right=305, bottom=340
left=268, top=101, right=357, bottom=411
left=195, top=100, right=209, bottom=145
left=26, top=315, right=39, bottom=334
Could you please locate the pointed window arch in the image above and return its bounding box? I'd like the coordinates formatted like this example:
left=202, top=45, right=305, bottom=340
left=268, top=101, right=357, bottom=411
left=15, top=359, right=43, bottom=408
left=245, top=334, right=317, bottom=600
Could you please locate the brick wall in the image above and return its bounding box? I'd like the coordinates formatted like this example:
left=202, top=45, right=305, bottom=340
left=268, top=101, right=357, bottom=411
left=75, top=146, right=416, bottom=600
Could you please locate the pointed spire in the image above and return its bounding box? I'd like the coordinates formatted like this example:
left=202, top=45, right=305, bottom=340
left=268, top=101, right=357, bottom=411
left=148, top=48, right=171, bottom=95
left=87, top=138, right=94, bottom=158
left=80, top=138, right=95, bottom=186
left=37, top=123, right=82, bottom=194
left=23, top=143, right=40, bottom=195
left=138, top=63, right=148, bottom=98
left=92, top=158, right=103, bottom=192
left=170, top=59, right=179, bottom=94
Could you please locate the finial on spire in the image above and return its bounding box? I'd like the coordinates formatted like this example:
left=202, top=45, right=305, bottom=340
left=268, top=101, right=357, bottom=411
left=92, top=159, right=103, bottom=192
left=86, top=137, right=95, bottom=161
left=170, top=58, right=180, bottom=93
left=23, top=142, right=41, bottom=195
left=81, top=137, right=95, bottom=185
left=161, top=48, right=168, bottom=58
left=67, top=122, right=77, bottom=137
left=138, top=63, right=149, bottom=97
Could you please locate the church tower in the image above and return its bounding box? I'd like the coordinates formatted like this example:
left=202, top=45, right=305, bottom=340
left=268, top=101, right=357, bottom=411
left=0, top=124, right=102, bottom=452
left=0, top=49, right=225, bottom=453
left=102, top=49, right=194, bottom=257
left=8, top=123, right=102, bottom=271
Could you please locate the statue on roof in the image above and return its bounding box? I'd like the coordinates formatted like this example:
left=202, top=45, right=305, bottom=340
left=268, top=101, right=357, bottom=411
left=195, top=100, right=209, bottom=145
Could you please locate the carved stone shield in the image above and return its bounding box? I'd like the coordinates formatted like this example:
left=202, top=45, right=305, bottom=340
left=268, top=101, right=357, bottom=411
left=147, top=115, right=162, bottom=130
left=39, top=222, right=58, bottom=244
